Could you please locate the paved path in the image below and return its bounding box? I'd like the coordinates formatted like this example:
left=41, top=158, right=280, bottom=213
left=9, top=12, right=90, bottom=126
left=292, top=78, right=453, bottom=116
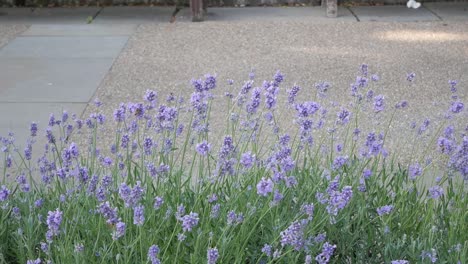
left=0, top=23, right=134, bottom=152
left=0, top=3, right=467, bottom=157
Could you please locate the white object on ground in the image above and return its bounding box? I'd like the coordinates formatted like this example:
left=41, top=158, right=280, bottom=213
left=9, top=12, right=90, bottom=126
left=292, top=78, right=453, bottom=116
left=407, top=0, right=421, bottom=9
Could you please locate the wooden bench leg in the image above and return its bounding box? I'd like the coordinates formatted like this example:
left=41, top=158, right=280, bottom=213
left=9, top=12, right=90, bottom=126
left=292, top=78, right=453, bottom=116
left=190, top=0, right=204, bottom=22
left=326, top=0, right=337, bottom=18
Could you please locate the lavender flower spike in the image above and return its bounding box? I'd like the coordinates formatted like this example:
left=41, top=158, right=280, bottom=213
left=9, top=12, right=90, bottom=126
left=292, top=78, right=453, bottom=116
left=196, top=141, right=211, bottom=156
left=181, top=212, right=199, bottom=232
left=256, top=177, right=274, bottom=197
left=376, top=205, right=394, bottom=216
left=46, top=208, right=63, bottom=237
left=207, top=247, right=219, bottom=264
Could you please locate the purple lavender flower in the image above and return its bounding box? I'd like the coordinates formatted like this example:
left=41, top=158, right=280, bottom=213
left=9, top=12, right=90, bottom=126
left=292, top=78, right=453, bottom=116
left=74, top=243, right=84, bottom=253
left=12, top=207, right=20, bottom=219
left=210, top=204, right=220, bottom=219
left=315, top=242, right=336, bottom=264
left=40, top=242, right=48, bottom=253
left=98, top=201, right=118, bottom=224
left=45, top=127, right=55, bottom=144
left=128, top=103, right=145, bottom=119
left=301, top=203, right=314, bottom=220
left=315, top=81, right=331, bottom=97
left=374, top=95, right=385, bottom=112
left=175, top=204, right=186, bottom=220
left=48, top=113, right=56, bottom=127
left=191, top=78, right=204, bottom=92
left=261, top=244, right=272, bottom=257
left=356, top=76, right=368, bottom=88
left=450, top=101, right=464, bottom=114
left=61, top=110, right=69, bottom=123
left=314, top=233, right=327, bottom=243
left=114, top=104, right=126, bottom=122
left=46, top=209, right=63, bottom=237
left=257, top=177, right=274, bottom=197
left=112, top=221, right=126, bottom=240
left=428, top=185, right=444, bottom=199
left=336, top=108, right=351, bottom=125
left=280, top=220, right=306, bottom=251
left=240, top=152, right=255, bottom=169
left=449, top=80, right=457, bottom=93
left=305, top=255, right=312, bottom=264
left=272, top=189, right=284, bottom=205
left=391, top=260, right=409, bottom=264
left=154, top=196, right=164, bottom=210
left=421, top=249, right=438, bottom=263
left=273, top=70, right=284, bottom=85
left=376, top=205, right=394, bottom=216
left=196, top=141, right=211, bottom=156
left=409, top=163, right=422, bottom=180
left=203, top=74, right=217, bottom=90
left=181, top=212, right=199, bottom=232
left=360, top=64, right=368, bottom=76
left=0, top=186, right=10, bottom=202
left=17, top=174, right=30, bottom=192
left=285, top=176, right=298, bottom=188
left=407, top=72, right=416, bottom=82
left=246, top=87, right=262, bottom=114
left=26, top=258, right=42, bottom=264
left=326, top=186, right=353, bottom=217
left=287, top=85, right=300, bottom=104
left=34, top=199, right=44, bottom=208
left=133, top=205, right=145, bottom=226
left=360, top=170, right=372, bottom=180
left=148, top=245, right=161, bottom=264
left=332, top=155, right=349, bottom=170
left=145, top=90, right=158, bottom=103
left=143, top=137, right=154, bottom=155
left=207, top=247, right=219, bottom=264
left=30, top=122, right=38, bottom=137
left=227, top=210, right=238, bottom=225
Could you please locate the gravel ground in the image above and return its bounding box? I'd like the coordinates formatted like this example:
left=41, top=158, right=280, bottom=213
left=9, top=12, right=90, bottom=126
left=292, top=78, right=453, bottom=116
left=0, top=24, right=28, bottom=48
left=80, top=20, right=468, bottom=167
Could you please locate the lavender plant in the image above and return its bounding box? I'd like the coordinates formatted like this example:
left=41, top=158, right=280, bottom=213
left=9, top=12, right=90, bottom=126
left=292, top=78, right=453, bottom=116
left=0, top=65, right=466, bottom=264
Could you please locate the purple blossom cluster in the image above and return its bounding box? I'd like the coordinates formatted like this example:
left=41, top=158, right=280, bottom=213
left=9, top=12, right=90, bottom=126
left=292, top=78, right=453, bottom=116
left=181, top=212, right=199, bottom=232
left=226, top=210, right=244, bottom=226
left=196, top=141, right=211, bottom=156
left=256, top=177, right=274, bottom=197
left=119, top=181, right=144, bottom=208
left=376, top=205, right=394, bottom=216
left=207, top=247, right=219, bottom=264
left=280, top=220, right=307, bottom=251
left=46, top=209, right=63, bottom=238
left=148, top=245, right=161, bottom=264
left=315, top=242, right=336, bottom=264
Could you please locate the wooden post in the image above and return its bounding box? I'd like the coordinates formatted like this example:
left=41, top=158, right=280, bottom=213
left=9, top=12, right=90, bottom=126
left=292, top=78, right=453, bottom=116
left=326, top=0, right=337, bottom=18
left=190, top=0, right=204, bottom=22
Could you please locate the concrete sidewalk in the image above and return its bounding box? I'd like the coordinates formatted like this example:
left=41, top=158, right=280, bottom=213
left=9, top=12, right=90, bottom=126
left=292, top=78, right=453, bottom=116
left=0, top=3, right=467, bottom=156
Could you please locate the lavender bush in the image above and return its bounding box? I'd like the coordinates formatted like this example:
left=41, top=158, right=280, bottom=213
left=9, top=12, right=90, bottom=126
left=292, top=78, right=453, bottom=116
left=0, top=65, right=466, bottom=263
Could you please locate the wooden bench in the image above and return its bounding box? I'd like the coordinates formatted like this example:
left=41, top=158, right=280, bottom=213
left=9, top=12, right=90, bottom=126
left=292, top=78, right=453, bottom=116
left=187, top=0, right=338, bottom=21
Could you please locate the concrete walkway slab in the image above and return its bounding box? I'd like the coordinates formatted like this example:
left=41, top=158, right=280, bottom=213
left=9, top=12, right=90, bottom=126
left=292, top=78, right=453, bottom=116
left=22, top=24, right=137, bottom=36
left=93, top=6, right=174, bottom=24
left=0, top=36, right=128, bottom=58
left=424, top=2, right=468, bottom=21
left=0, top=7, right=99, bottom=24
left=0, top=58, right=115, bottom=103
left=350, top=6, right=440, bottom=22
